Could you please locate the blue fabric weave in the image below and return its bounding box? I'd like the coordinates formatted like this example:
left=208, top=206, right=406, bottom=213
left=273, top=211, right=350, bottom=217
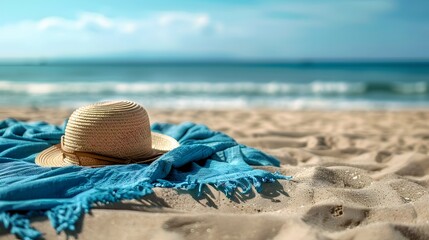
left=0, top=118, right=290, bottom=239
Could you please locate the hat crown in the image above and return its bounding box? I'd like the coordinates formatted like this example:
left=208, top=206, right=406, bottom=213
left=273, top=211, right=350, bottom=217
left=63, top=101, right=153, bottom=161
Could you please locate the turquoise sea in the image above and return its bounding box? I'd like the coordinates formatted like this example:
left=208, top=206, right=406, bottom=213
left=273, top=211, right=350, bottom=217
left=1, top=61, right=429, bottom=109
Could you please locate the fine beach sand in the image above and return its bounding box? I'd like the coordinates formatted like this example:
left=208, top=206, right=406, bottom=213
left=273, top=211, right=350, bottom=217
left=1, top=108, right=429, bottom=240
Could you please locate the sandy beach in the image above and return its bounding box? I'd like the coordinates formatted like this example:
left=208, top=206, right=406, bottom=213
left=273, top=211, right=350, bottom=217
left=1, top=108, right=429, bottom=240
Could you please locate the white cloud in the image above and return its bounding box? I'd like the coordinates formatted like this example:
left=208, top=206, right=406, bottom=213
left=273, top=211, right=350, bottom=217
left=157, top=12, right=210, bottom=29
left=37, top=17, right=70, bottom=31
left=34, top=12, right=213, bottom=34
left=0, top=0, right=413, bottom=59
left=0, top=11, right=222, bottom=58
left=36, top=12, right=139, bottom=33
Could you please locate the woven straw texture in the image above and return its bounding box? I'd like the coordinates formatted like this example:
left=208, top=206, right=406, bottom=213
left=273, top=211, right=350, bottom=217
left=36, top=100, right=179, bottom=167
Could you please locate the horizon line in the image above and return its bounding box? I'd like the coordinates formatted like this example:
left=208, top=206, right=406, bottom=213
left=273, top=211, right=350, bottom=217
left=1, top=57, right=429, bottom=66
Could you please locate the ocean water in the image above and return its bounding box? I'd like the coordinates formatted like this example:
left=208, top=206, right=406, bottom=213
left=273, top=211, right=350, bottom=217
left=1, top=62, right=429, bottom=110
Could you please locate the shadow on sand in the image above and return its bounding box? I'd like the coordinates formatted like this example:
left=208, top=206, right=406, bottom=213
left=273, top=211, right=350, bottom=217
left=0, top=180, right=290, bottom=239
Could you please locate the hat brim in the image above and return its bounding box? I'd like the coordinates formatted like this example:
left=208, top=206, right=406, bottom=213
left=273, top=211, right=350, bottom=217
left=35, top=132, right=179, bottom=167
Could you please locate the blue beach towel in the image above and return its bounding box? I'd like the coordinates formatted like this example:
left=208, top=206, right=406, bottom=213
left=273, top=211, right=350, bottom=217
left=0, top=118, right=289, bottom=239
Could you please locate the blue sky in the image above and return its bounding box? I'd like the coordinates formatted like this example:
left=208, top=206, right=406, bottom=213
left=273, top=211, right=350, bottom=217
left=0, top=0, right=428, bottom=60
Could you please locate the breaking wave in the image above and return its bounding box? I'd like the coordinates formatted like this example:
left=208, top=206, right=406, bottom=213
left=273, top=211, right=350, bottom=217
left=1, top=81, right=428, bottom=96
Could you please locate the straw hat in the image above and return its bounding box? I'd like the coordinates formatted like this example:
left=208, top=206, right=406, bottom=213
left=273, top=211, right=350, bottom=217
left=36, top=100, right=179, bottom=167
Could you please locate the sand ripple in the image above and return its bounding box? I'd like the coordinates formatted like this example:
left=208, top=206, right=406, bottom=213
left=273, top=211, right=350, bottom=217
left=1, top=109, right=429, bottom=239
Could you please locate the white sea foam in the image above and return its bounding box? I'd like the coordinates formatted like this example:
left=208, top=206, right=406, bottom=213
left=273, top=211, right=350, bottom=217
left=0, top=80, right=416, bottom=96
left=54, top=96, right=429, bottom=110
left=1, top=80, right=428, bottom=109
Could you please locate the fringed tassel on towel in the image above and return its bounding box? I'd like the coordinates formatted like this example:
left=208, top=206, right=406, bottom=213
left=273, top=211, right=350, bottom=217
left=1, top=173, right=290, bottom=239
left=0, top=120, right=292, bottom=239
left=154, top=171, right=291, bottom=198
left=0, top=212, right=41, bottom=240
left=48, top=181, right=154, bottom=233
